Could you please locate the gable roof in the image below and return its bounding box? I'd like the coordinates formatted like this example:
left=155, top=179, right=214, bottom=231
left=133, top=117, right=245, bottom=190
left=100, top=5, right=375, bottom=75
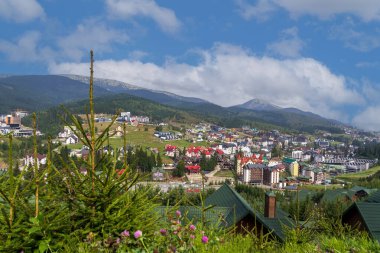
left=344, top=202, right=380, bottom=242
left=205, top=184, right=294, bottom=242
left=366, top=190, right=380, bottom=203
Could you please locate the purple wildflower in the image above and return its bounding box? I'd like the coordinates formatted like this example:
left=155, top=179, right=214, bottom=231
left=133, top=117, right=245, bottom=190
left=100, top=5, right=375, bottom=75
left=190, top=234, right=195, bottom=239
left=160, top=229, right=167, bottom=236
left=201, top=235, right=209, bottom=244
left=189, top=224, right=196, bottom=231
left=134, top=230, right=142, bottom=239
left=115, top=237, right=121, bottom=244
left=176, top=210, right=181, bottom=217
left=121, top=230, right=130, bottom=237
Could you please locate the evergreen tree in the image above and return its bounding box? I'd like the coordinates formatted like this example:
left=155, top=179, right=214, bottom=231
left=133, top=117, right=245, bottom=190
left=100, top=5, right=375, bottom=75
left=173, top=160, right=185, bottom=177
left=156, top=153, right=163, bottom=167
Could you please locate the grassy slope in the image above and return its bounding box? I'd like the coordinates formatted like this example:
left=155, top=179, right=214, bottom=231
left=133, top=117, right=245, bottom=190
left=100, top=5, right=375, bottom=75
left=67, top=124, right=209, bottom=152
left=336, top=166, right=380, bottom=180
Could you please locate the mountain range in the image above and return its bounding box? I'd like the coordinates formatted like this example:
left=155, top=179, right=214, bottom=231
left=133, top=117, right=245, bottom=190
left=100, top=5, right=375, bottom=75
left=0, top=75, right=345, bottom=134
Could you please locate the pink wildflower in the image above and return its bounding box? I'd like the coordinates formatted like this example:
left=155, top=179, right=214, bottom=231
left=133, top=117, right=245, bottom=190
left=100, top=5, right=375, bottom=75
left=121, top=230, right=130, bottom=237
left=176, top=210, right=181, bottom=217
left=190, top=234, right=195, bottom=239
left=201, top=235, right=208, bottom=244
left=189, top=224, right=196, bottom=231
left=134, top=230, right=142, bottom=239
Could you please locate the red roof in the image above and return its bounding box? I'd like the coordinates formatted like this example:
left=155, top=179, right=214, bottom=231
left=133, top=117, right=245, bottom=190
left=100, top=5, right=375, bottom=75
left=185, top=165, right=201, bottom=172
left=165, top=145, right=177, bottom=151
left=216, top=149, right=224, bottom=155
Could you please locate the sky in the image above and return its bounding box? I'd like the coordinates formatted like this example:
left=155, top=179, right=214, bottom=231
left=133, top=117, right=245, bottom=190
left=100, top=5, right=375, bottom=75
left=1, top=0, right=380, bottom=131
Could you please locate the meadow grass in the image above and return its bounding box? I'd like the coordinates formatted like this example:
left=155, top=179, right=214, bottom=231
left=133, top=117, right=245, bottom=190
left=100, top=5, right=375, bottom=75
left=336, top=166, right=380, bottom=180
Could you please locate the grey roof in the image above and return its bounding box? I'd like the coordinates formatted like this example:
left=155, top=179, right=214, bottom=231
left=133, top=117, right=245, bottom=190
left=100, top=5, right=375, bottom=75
left=245, top=164, right=266, bottom=169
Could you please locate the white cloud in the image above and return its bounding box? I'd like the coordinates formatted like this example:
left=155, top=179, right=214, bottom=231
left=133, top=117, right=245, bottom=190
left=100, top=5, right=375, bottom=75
left=58, top=19, right=128, bottom=61
left=106, top=0, right=181, bottom=34
left=0, top=0, right=44, bottom=23
left=235, top=0, right=277, bottom=21
left=267, top=27, right=305, bottom=58
left=49, top=43, right=362, bottom=121
left=329, top=20, right=380, bottom=52
left=352, top=106, right=380, bottom=131
left=0, top=31, right=53, bottom=62
left=236, top=0, right=380, bottom=21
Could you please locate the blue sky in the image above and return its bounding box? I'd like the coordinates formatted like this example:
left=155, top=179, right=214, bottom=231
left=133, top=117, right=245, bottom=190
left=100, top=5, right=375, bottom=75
left=1, top=0, right=380, bottom=131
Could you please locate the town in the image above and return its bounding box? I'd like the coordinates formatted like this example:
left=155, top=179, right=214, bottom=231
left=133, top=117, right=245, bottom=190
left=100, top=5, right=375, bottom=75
left=1, top=110, right=378, bottom=191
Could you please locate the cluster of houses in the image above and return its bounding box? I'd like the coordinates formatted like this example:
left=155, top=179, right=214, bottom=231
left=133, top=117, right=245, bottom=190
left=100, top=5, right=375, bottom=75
left=117, top=112, right=149, bottom=125
left=57, top=126, right=79, bottom=144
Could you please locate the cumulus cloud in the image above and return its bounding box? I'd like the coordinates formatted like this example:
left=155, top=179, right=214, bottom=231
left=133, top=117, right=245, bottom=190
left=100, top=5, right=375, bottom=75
left=106, top=0, right=181, bottom=34
left=58, top=19, right=128, bottom=61
left=267, top=27, right=305, bottom=58
left=353, top=106, right=380, bottom=131
left=236, top=0, right=380, bottom=21
left=0, top=0, right=44, bottom=23
left=49, top=43, right=362, bottom=121
left=0, top=31, right=53, bottom=62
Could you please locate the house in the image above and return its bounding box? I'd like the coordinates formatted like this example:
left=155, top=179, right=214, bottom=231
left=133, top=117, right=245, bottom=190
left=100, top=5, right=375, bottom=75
left=283, top=157, right=299, bottom=177
left=292, top=150, right=303, bottom=160
left=186, top=165, right=201, bottom=174
left=342, top=191, right=380, bottom=242
left=165, top=145, right=178, bottom=157
left=65, top=134, right=79, bottom=144
left=152, top=167, right=165, bottom=181
left=204, top=184, right=294, bottom=241
left=24, top=154, right=47, bottom=169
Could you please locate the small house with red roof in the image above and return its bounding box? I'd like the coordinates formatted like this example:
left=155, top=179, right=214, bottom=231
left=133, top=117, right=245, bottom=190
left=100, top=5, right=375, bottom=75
left=165, top=145, right=178, bottom=157
left=186, top=164, right=201, bottom=173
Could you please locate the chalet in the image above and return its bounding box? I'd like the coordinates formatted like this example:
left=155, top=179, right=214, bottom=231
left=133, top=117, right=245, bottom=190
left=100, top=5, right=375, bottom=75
left=342, top=190, right=380, bottom=242
left=65, top=134, right=79, bottom=144
left=204, top=184, right=294, bottom=241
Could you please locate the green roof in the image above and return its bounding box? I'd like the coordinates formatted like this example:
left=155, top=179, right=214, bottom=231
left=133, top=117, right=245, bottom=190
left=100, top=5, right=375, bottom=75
left=367, top=190, right=380, bottom=203
left=345, top=202, right=380, bottom=242
left=283, top=157, right=296, bottom=164
left=205, top=184, right=294, bottom=242
left=295, top=190, right=316, bottom=202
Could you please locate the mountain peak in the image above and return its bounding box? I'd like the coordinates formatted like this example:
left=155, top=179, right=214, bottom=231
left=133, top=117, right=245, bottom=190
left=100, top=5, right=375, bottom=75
left=237, top=98, right=281, bottom=111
